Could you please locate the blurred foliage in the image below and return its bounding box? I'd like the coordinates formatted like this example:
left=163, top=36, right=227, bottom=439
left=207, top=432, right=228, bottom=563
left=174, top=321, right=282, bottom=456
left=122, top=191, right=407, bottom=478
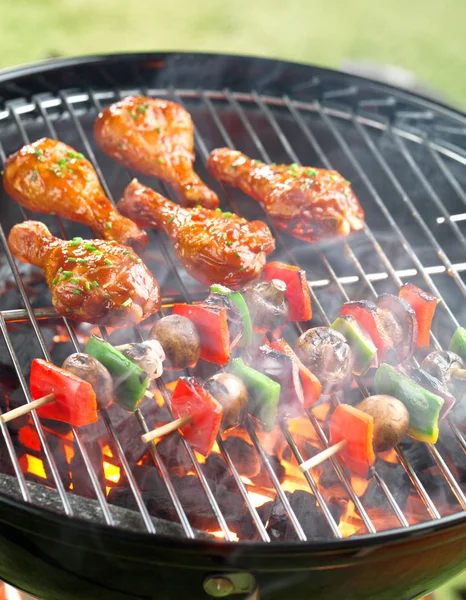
left=1, top=0, right=466, bottom=107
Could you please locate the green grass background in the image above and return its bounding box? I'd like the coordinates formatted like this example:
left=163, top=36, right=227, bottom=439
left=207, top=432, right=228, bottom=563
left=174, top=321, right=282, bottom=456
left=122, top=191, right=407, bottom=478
left=1, top=0, right=466, bottom=107
left=1, top=0, right=466, bottom=597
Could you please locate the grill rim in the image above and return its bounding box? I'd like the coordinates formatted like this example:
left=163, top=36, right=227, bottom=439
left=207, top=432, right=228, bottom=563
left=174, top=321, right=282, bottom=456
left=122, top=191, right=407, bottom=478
left=0, top=51, right=466, bottom=553
left=1, top=486, right=466, bottom=560
left=1, top=50, right=466, bottom=123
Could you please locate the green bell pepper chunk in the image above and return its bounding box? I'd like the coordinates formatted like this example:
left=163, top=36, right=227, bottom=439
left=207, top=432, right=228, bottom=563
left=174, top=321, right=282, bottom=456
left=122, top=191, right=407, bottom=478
left=374, top=363, right=444, bottom=443
left=230, top=358, right=280, bottom=431
left=449, top=326, right=466, bottom=362
left=210, top=283, right=253, bottom=346
left=331, top=315, right=377, bottom=375
left=85, top=335, right=149, bottom=412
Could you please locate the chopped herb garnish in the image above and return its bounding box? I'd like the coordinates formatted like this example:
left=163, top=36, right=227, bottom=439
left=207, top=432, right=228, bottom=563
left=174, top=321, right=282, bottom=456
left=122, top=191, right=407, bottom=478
left=156, top=126, right=163, bottom=133
left=58, top=159, right=67, bottom=168
left=346, top=180, right=351, bottom=186
left=67, top=151, right=85, bottom=160
left=167, top=216, right=175, bottom=223
left=94, top=251, right=102, bottom=256
left=239, top=267, right=245, bottom=272
left=33, top=149, right=43, bottom=156
left=130, top=255, right=137, bottom=261
left=290, top=163, right=299, bottom=171
left=158, top=157, right=165, bottom=164
left=67, top=257, right=77, bottom=263
left=130, top=110, right=137, bottom=119
left=235, top=252, right=240, bottom=258
left=136, top=258, right=142, bottom=263
left=344, top=189, right=349, bottom=196
left=70, top=239, right=82, bottom=247
left=330, top=175, right=338, bottom=181
left=84, top=244, right=97, bottom=252
left=306, top=168, right=317, bottom=177
left=92, top=280, right=99, bottom=288
left=85, top=282, right=91, bottom=291
left=37, top=155, right=46, bottom=162
left=226, top=241, right=233, bottom=246
left=78, top=258, right=88, bottom=264
left=31, top=169, right=38, bottom=182
left=55, top=171, right=64, bottom=178
left=104, top=259, right=113, bottom=266
left=52, top=277, right=58, bottom=285
left=70, top=278, right=79, bottom=284
left=104, top=294, right=111, bottom=299
left=122, top=250, right=131, bottom=255
left=105, top=221, right=112, bottom=229
left=271, top=162, right=276, bottom=166
left=253, top=159, right=262, bottom=165
left=215, top=208, right=222, bottom=213
left=196, top=204, right=202, bottom=209
left=58, top=267, right=63, bottom=273
left=65, top=308, right=72, bottom=313
left=84, top=175, right=90, bottom=182
left=241, top=218, right=247, bottom=223
left=73, top=289, right=82, bottom=295
left=122, top=298, right=133, bottom=307
left=222, top=233, right=226, bottom=240
left=137, top=104, right=147, bottom=114
left=231, top=163, right=237, bottom=169
left=222, top=212, right=233, bottom=218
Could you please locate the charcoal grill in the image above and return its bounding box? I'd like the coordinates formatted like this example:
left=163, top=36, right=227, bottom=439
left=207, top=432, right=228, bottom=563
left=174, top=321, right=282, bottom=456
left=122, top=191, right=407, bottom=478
left=0, top=52, right=466, bottom=600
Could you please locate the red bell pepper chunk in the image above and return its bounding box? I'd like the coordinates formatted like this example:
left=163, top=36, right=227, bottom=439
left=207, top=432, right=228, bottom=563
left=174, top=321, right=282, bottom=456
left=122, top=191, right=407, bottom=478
left=30, top=358, right=98, bottom=427
left=172, top=303, right=230, bottom=365
left=329, top=404, right=375, bottom=478
left=269, top=338, right=322, bottom=407
left=399, top=283, right=438, bottom=348
left=340, top=300, right=390, bottom=354
left=263, top=262, right=312, bottom=322
left=171, top=377, right=222, bottom=457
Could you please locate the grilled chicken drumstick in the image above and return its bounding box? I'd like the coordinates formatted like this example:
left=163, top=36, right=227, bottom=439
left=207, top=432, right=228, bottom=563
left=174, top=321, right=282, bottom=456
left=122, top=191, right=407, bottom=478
left=94, top=96, right=219, bottom=209
left=3, top=138, right=148, bottom=252
left=207, top=148, right=364, bottom=242
left=118, top=179, right=275, bottom=288
left=8, top=221, right=160, bottom=327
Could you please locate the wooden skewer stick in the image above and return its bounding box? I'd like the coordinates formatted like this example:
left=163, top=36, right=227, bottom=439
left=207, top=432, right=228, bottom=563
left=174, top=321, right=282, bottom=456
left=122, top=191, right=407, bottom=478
left=141, top=414, right=192, bottom=444
left=0, top=393, right=56, bottom=424
left=299, top=440, right=348, bottom=472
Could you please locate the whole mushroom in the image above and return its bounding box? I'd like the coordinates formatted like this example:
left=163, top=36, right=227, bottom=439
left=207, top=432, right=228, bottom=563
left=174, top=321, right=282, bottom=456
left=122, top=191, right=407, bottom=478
left=295, top=327, right=352, bottom=394
left=149, top=314, right=201, bottom=370
left=62, top=353, right=113, bottom=409
left=204, top=372, right=248, bottom=431
left=357, top=395, right=409, bottom=452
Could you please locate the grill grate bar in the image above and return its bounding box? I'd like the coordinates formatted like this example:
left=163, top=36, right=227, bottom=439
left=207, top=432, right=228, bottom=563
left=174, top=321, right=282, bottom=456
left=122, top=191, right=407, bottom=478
left=8, top=99, right=154, bottom=530
left=87, top=88, right=229, bottom=539
left=0, top=208, right=73, bottom=515
left=214, top=88, right=381, bottom=534
left=306, top=100, right=466, bottom=507
left=0, top=313, right=31, bottom=503
left=253, top=93, right=414, bottom=527
left=183, top=88, right=377, bottom=535
left=282, top=96, right=466, bottom=514
left=174, top=89, right=350, bottom=538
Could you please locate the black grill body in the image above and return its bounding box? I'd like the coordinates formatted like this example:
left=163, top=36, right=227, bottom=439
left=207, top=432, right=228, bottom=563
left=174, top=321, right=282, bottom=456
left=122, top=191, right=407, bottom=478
left=0, top=53, right=466, bottom=600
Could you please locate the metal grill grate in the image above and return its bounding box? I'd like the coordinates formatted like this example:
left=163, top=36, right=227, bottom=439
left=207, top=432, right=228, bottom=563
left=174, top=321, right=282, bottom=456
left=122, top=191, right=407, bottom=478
left=0, top=70, right=466, bottom=543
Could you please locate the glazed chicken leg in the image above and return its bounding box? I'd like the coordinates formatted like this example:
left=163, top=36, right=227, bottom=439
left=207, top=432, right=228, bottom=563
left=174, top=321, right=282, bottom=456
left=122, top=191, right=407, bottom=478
left=94, top=96, right=219, bottom=209
left=8, top=221, right=160, bottom=327
left=118, top=180, right=275, bottom=288
left=3, top=138, right=148, bottom=252
left=207, top=149, right=365, bottom=242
